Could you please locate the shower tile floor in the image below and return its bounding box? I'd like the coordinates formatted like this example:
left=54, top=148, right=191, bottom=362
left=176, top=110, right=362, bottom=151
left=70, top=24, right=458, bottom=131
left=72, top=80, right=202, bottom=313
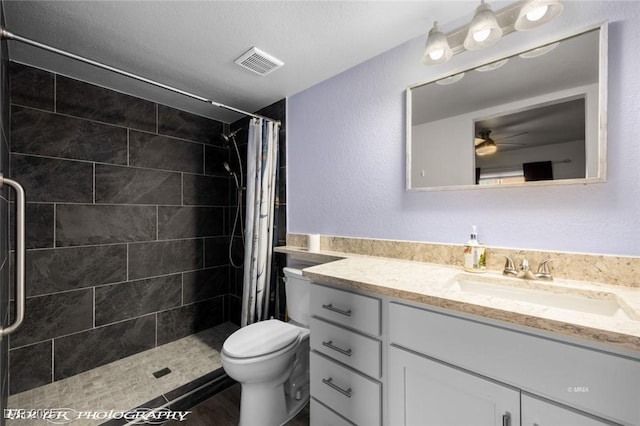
left=6, top=322, right=239, bottom=426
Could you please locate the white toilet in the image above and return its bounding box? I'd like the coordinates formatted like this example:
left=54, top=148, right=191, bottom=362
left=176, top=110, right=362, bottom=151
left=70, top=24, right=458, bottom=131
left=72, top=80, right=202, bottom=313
left=221, top=266, right=311, bottom=426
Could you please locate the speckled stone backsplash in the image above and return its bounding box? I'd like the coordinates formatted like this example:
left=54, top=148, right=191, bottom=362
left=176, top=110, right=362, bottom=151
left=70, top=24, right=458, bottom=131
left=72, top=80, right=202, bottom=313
left=285, top=234, right=640, bottom=288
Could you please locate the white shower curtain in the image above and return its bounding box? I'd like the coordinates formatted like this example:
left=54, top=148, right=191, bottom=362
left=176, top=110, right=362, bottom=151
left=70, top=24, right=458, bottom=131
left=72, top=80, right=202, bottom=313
left=241, top=118, right=280, bottom=327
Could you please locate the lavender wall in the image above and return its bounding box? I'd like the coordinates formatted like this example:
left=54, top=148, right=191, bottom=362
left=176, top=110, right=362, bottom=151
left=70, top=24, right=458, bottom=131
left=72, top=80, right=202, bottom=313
left=288, top=1, right=640, bottom=257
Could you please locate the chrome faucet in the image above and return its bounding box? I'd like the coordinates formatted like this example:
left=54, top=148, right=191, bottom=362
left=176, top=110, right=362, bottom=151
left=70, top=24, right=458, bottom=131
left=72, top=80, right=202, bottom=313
left=503, top=256, right=554, bottom=280
left=534, top=259, right=554, bottom=281
left=516, top=258, right=537, bottom=280
left=502, top=256, right=518, bottom=277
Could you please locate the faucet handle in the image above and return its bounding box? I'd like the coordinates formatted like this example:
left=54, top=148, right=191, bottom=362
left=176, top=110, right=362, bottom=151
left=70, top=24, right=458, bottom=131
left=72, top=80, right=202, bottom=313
left=503, top=256, right=517, bottom=276
left=535, top=259, right=554, bottom=281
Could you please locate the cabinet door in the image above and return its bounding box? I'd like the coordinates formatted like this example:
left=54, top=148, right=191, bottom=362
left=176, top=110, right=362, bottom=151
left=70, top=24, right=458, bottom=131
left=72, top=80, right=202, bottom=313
left=389, top=346, right=520, bottom=426
left=521, top=394, right=613, bottom=426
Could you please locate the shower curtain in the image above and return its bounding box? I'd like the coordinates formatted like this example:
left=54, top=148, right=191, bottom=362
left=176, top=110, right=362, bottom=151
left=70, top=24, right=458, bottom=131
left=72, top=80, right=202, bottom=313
left=241, top=118, right=280, bottom=327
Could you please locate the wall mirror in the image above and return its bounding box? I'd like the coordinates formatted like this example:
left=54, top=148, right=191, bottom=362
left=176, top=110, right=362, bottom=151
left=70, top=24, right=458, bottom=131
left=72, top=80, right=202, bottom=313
left=407, top=23, right=607, bottom=191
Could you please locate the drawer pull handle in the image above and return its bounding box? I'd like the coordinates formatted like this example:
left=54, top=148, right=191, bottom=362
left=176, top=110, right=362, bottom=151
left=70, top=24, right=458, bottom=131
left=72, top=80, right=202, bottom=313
left=321, top=303, right=352, bottom=317
left=322, top=377, right=352, bottom=398
left=502, top=413, right=510, bottom=426
left=322, top=340, right=352, bottom=357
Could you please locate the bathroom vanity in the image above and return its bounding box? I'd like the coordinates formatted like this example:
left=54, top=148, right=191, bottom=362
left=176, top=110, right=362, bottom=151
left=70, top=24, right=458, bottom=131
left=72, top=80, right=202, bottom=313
left=277, top=248, right=640, bottom=426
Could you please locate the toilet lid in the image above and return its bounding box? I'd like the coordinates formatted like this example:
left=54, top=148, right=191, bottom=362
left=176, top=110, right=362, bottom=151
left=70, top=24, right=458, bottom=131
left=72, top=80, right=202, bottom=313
left=223, top=319, right=301, bottom=358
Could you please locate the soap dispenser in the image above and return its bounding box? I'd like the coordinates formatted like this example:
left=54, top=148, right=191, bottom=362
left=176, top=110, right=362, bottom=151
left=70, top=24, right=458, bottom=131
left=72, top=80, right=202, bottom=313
left=463, top=226, right=486, bottom=273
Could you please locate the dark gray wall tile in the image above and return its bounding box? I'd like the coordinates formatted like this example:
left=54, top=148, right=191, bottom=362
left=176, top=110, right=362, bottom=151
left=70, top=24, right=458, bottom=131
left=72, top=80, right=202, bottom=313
left=1, top=17, right=8, bottom=408
left=11, top=106, right=127, bottom=164
left=9, top=341, right=52, bottom=395
left=56, top=76, right=156, bottom=132
left=10, top=289, right=93, bottom=348
left=9, top=62, right=54, bottom=111
left=278, top=167, right=287, bottom=203
left=10, top=154, right=93, bottom=203
left=0, top=189, right=4, bottom=260
left=205, top=237, right=229, bottom=268
left=183, top=174, right=228, bottom=206
left=158, top=206, right=224, bottom=240
left=1, top=328, right=7, bottom=400
left=54, top=315, right=156, bottom=380
left=95, top=274, right=181, bottom=326
left=24, top=245, right=127, bottom=297
left=229, top=295, right=241, bottom=326
left=231, top=252, right=244, bottom=297
left=56, top=204, right=156, bottom=246
left=157, top=297, right=224, bottom=345
left=10, top=203, right=54, bottom=250
left=204, top=145, right=229, bottom=176
left=128, top=239, right=203, bottom=280
left=183, top=267, right=228, bottom=304
left=157, top=105, right=223, bottom=144
left=129, top=131, right=203, bottom=174
left=95, top=164, right=181, bottom=205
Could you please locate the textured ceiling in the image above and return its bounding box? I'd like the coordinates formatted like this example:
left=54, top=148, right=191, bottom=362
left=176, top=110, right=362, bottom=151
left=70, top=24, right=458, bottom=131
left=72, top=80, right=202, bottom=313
left=3, top=0, right=479, bottom=123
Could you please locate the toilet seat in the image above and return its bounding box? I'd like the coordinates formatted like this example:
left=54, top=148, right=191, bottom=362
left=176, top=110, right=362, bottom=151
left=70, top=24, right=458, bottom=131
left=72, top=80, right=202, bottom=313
left=223, top=319, right=303, bottom=359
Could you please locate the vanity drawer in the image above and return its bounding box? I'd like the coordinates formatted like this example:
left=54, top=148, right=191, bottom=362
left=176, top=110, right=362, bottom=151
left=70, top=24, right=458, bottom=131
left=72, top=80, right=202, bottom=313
left=310, top=398, right=355, bottom=426
left=310, top=317, right=381, bottom=378
left=310, top=283, right=381, bottom=336
left=311, top=351, right=381, bottom=426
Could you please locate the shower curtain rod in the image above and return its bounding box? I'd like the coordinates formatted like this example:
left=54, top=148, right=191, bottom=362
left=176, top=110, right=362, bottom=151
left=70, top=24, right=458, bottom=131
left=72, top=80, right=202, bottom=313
left=0, top=28, right=280, bottom=125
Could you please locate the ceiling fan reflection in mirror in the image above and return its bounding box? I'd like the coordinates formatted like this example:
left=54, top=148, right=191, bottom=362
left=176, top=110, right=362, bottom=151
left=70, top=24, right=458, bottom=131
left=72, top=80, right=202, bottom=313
left=474, top=130, right=527, bottom=156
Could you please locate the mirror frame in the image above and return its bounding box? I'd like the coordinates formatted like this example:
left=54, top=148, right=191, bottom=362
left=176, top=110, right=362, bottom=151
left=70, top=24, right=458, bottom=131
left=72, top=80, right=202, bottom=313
left=406, top=22, right=608, bottom=192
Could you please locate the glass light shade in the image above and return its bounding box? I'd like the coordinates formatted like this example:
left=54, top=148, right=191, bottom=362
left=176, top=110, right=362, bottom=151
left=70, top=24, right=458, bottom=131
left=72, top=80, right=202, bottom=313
left=464, top=1, right=503, bottom=51
left=435, top=73, right=465, bottom=85
left=423, top=21, right=453, bottom=65
left=475, top=58, right=508, bottom=72
left=475, top=138, right=497, bottom=156
left=515, top=0, right=564, bottom=31
left=519, top=41, right=559, bottom=58
left=475, top=131, right=498, bottom=156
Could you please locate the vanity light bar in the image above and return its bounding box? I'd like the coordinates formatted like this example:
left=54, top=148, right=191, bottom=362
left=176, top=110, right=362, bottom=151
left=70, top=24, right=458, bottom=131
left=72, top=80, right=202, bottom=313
left=423, top=0, right=563, bottom=65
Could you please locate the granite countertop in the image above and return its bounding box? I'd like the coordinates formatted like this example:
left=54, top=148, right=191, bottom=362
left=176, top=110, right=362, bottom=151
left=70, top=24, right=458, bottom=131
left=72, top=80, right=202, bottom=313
left=275, top=246, right=640, bottom=355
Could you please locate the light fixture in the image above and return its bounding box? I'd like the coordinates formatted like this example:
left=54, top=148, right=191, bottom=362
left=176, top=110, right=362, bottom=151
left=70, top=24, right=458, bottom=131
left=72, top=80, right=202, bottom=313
left=422, top=0, right=563, bottom=66
left=475, top=58, right=508, bottom=72
left=515, top=0, right=564, bottom=31
left=435, top=72, right=465, bottom=85
left=475, top=130, right=497, bottom=156
left=464, top=1, right=503, bottom=51
left=519, top=41, right=559, bottom=58
left=423, top=21, right=453, bottom=65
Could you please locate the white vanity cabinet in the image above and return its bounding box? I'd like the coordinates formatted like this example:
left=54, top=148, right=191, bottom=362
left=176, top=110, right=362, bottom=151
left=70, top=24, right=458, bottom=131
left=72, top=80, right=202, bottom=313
left=388, top=302, right=638, bottom=426
left=521, top=394, right=616, bottom=426
left=389, top=346, right=520, bottom=426
left=309, top=283, right=382, bottom=426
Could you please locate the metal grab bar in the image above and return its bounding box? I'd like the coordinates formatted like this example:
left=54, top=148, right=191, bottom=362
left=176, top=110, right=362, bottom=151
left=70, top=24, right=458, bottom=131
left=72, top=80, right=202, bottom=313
left=1, top=174, right=26, bottom=336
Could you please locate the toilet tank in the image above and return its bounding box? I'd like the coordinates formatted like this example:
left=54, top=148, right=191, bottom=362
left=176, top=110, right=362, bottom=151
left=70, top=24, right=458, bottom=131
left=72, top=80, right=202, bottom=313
left=283, top=267, right=310, bottom=327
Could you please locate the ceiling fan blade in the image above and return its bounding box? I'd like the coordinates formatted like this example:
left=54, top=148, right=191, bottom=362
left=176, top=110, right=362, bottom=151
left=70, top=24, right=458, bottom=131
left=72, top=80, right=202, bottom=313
left=496, top=131, right=528, bottom=141
left=497, top=142, right=526, bottom=147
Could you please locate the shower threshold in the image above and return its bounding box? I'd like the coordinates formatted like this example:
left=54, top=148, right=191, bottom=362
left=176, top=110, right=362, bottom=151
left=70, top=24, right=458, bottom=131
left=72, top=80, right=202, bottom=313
left=7, top=322, right=239, bottom=426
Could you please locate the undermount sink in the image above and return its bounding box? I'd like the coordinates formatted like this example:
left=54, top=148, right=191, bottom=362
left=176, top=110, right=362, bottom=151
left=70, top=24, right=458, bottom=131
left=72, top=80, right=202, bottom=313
left=448, top=275, right=639, bottom=321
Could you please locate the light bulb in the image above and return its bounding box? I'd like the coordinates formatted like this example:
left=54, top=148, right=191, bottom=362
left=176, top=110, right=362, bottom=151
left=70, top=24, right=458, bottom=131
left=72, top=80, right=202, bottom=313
left=429, top=49, right=444, bottom=61
left=526, top=4, right=548, bottom=22
left=473, top=28, right=491, bottom=42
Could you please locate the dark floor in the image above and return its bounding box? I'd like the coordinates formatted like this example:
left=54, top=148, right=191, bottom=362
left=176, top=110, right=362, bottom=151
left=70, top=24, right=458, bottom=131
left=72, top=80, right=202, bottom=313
left=168, top=383, right=310, bottom=426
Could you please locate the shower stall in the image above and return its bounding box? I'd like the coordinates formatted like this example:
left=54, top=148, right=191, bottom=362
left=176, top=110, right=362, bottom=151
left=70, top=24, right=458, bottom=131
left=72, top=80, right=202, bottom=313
left=0, top=59, right=287, bottom=424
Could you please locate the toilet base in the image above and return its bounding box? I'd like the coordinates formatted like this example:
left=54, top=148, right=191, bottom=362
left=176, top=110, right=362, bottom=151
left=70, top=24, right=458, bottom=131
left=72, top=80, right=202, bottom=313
left=238, top=381, right=309, bottom=426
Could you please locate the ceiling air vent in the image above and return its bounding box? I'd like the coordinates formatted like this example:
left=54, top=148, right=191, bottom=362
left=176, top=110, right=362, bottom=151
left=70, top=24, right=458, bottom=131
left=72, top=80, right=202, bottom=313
left=234, top=47, right=284, bottom=76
